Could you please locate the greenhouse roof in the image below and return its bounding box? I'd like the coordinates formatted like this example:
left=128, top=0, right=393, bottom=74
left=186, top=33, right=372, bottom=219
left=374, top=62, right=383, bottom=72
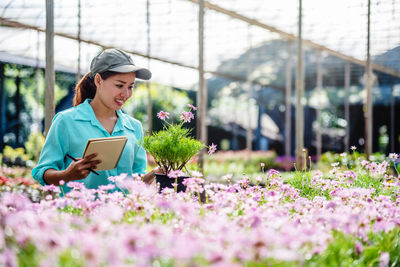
left=0, top=0, right=399, bottom=90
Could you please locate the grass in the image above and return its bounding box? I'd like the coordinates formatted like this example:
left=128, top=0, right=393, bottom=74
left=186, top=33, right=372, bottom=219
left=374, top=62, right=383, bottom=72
left=306, top=228, right=400, bottom=267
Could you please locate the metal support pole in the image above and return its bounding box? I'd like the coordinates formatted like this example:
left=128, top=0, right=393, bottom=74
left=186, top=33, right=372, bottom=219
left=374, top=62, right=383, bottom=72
left=15, top=76, right=21, bottom=145
left=344, top=61, right=350, bottom=152
left=0, top=63, right=5, bottom=151
left=365, top=0, right=373, bottom=157
left=295, top=0, right=305, bottom=167
left=146, top=0, right=152, bottom=134
left=285, top=41, right=292, bottom=160
left=246, top=25, right=253, bottom=153
left=197, top=0, right=207, bottom=171
left=45, top=0, right=55, bottom=136
left=35, top=31, right=42, bottom=161
left=76, top=0, right=81, bottom=82
left=316, top=51, right=322, bottom=160
left=390, top=79, right=395, bottom=152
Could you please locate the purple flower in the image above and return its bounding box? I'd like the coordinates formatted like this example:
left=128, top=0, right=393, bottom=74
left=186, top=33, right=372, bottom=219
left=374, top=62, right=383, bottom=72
left=208, top=143, right=217, bottom=155
left=157, top=111, right=170, bottom=121
left=180, top=111, right=194, bottom=123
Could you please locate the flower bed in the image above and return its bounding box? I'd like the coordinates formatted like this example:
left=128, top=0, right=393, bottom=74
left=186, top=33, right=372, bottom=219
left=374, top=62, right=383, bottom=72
left=0, top=154, right=400, bottom=266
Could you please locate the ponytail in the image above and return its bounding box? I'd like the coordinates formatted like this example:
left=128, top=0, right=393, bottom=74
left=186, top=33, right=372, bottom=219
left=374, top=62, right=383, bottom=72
left=73, top=72, right=96, bottom=106
left=73, top=71, right=117, bottom=106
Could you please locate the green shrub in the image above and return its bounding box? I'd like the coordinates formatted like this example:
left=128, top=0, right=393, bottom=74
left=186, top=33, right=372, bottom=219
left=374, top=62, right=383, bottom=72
left=306, top=228, right=400, bottom=267
left=142, top=117, right=205, bottom=174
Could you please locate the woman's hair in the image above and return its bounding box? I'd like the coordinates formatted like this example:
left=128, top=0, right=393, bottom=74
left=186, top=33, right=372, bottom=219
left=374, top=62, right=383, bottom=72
left=73, top=71, right=117, bottom=106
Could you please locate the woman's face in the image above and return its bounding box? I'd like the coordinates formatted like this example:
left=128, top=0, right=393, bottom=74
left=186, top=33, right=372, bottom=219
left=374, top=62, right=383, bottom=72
left=95, top=72, right=135, bottom=110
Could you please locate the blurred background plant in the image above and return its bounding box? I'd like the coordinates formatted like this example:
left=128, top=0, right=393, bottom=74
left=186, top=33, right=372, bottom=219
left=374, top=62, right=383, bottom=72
left=124, top=83, right=195, bottom=135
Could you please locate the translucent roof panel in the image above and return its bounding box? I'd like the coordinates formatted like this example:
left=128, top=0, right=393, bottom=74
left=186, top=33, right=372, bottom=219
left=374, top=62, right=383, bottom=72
left=0, top=0, right=399, bottom=90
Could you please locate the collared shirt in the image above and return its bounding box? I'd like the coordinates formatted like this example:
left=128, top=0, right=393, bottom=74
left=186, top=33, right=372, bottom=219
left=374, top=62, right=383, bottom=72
left=32, top=99, right=147, bottom=192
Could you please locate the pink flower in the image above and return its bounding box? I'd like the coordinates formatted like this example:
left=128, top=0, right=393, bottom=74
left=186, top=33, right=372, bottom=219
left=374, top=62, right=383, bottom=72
left=354, top=240, right=364, bottom=255
left=187, top=104, right=197, bottom=110
left=266, top=169, right=280, bottom=178
left=157, top=111, right=169, bottom=121
left=190, top=171, right=203, bottom=177
left=208, top=143, right=217, bottom=154
left=167, top=170, right=185, bottom=178
left=59, top=180, right=65, bottom=186
left=42, top=184, right=61, bottom=193
left=379, top=252, right=390, bottom=267
left=222, top=174, right=233, bottom=181
left=180, top=111, right=194, bottom=123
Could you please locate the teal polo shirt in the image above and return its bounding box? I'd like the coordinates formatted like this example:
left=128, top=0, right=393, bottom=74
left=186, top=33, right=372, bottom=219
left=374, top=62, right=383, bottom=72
left=32, top=99, right=147, bottom=192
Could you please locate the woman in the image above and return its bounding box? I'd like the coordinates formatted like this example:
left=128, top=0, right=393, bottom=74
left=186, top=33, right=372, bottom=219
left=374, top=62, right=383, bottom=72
left=32, top=48, right=160, bottom=192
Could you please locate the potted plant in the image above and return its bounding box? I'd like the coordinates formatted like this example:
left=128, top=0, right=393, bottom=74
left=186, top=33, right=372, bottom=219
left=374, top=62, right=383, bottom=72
left=142, top=104, right=216, bottom=192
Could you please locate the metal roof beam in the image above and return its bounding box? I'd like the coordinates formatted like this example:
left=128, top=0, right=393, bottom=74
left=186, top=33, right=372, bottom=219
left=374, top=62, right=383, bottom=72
left=186, top=0, right=400, bottom=78
left=0, top=17, right=275, bottom=87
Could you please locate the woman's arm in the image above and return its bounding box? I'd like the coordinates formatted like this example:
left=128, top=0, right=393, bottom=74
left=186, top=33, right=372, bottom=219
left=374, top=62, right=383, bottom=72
left=141, top=166, right=165, bottom=185
left=43, top=153, right=100, bottom=185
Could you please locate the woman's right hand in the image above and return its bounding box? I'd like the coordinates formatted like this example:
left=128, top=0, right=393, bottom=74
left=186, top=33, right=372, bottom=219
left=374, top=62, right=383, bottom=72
left=43, top=153, right=101, bottom=186
left=64, top=153, right=101, bottom=180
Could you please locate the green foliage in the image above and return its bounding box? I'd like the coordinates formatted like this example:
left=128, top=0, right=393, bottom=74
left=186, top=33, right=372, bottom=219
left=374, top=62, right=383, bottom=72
left=59, top=206, right=83, bottom=216
left=319, top=151, right=387, bottom=170
left=24, top=131, right=45, bottom=162
left=352, top=173, right=383, bottom=195
left=125, top=83, right=192, bottom=133
left=245, top=259, right=300, bottom=267
left=203, top=151, right=278, bottom=180
left=306, top=228, right=400, bottom=267
left=150, top=210, right=176, bottom=224
left=59, top=249, right=85, bottom=267
left=285, top=171, right=330, bottom=200
left=143, top=123, right=204, bottom=173
left=17, top=242, right=40, bottom=267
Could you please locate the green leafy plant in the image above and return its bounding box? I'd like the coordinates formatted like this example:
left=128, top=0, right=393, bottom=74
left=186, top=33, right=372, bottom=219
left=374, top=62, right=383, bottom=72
left=142, top=105, right=214, bottom=174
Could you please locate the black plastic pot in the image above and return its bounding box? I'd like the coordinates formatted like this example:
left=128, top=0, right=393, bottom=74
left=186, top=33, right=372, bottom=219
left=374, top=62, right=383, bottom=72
left=155, top=174, right=187, bottom=193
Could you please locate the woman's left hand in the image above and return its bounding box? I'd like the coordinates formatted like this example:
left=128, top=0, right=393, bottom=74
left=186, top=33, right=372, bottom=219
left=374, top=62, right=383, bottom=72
left=142, top=166, right=165, bottom=185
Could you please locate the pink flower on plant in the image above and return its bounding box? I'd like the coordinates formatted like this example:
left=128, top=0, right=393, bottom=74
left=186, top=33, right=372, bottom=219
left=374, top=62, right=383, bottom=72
left=266, top=169, right=280, bottom=178
left=222, top=173, right=233, bottom=181
left=208, top=143, right=217, bottom=154
left=157, top=111, right=169, bottom=121
left=354, top=240, right=364, bottom=255
left=167, top=170, right=185, bottom=179
left=379, top=252, right=390, bottom=267
left=180, top=111, right=194, bottom=123
left=187, top=104, right=197, bottom=110
left=42, top=184, right=61, bottom=193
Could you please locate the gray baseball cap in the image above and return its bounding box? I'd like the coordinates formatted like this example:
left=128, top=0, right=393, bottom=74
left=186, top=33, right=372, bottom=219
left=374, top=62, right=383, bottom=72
left=89, top=48, right=152, bottom=80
